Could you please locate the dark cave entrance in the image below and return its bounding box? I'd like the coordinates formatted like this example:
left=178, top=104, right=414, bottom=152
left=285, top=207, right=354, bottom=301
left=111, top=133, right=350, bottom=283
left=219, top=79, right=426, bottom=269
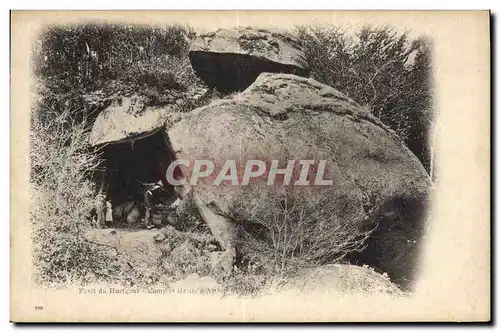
left=189, top=51, right=311, bottom=93
left=95, top=130, right=177, bottom=224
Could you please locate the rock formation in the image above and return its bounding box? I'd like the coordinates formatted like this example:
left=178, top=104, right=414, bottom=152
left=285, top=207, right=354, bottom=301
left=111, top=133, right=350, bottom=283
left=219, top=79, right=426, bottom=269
left=86, top=27, right=430, bottom=293
left=89, top=94, right=188, bottom=147
left=167, top=73, right=430, bottom=290
left=189, top=27, right=310, bottom=92
left=278, top=264, right=404, bottom=296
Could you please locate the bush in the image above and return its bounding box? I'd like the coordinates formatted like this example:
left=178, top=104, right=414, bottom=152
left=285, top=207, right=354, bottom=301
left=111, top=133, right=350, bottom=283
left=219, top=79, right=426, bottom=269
left=297, top=25, right=434, bottom=172
left=32, top=24, right=196, bottom=89
left=233, top=189, right=374, bottom=277
left=30, top=107, right=126, bottom=286
left=32, top=24, right=204, bottom=123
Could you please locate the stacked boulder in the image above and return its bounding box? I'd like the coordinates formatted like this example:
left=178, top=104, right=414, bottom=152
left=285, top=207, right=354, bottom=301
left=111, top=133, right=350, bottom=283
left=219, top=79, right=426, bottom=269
left=189, top=27, right=310, bottom=92
left=89, top=89, right=207, bottom=147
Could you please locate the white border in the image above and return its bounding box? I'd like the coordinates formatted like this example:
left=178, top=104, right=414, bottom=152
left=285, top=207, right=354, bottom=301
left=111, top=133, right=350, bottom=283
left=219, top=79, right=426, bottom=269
left=4, top=2, right=496, bottom=330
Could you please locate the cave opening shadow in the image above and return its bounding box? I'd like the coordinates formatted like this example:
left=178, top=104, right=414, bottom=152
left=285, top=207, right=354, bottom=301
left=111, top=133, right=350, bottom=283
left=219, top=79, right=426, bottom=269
left=189, top=51, right=311, bottom=93
left=95, top=130, right=177, bottom=226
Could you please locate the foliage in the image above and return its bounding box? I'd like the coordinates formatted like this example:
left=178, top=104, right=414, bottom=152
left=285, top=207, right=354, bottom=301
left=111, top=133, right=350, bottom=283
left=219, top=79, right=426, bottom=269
left=298, top=25, right=434, bottom=172
left=30, top=108, right=129, bottom=285
left=157, top=226, right=214, bottom=282
left=33, top=24, right=195, bottom=88
left=32, top=24, right=203, bottom=124
left=232, top=189, right=374, bottom=276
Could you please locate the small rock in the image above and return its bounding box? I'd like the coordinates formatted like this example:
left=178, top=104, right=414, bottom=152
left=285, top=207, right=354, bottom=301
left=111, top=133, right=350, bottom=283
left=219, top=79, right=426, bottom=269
left=85, top=228, right=163, bottom=273
left=153, top=232, right=166, bottom=243
left=209, top=251, right=220, bottom=267
left=166, top=213, right=179, bottom=225
left=210, top=249, right=236, bottom=281
left=141, top=268, right=159, bottom=285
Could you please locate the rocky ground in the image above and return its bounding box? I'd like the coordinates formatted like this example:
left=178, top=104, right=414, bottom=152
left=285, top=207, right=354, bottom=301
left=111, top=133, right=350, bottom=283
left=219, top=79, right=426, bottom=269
left=83, top=226, right=405, bottom=297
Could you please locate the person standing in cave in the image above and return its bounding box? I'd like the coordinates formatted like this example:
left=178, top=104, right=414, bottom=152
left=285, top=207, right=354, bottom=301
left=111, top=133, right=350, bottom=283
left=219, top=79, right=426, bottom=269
left=105, top=199, right=113, bottom=225
left=94, top=192, right=107, bottom=228
left=142, top=180, right=165, bottom=229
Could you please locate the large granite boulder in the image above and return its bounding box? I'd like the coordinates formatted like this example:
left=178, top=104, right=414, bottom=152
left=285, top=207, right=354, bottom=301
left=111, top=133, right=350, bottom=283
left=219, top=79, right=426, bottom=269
left=167, top=73, right=430, bottom=290
left=189, top=27, right=310, bottom=92
left=88, top=90, right=208, bottom=146
left=89, top=95, right=175, bottom=146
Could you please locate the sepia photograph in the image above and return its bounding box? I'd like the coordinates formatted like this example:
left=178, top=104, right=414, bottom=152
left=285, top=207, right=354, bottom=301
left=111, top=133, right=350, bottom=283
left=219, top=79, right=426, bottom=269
left=10, top=10, right=490, bottom=322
